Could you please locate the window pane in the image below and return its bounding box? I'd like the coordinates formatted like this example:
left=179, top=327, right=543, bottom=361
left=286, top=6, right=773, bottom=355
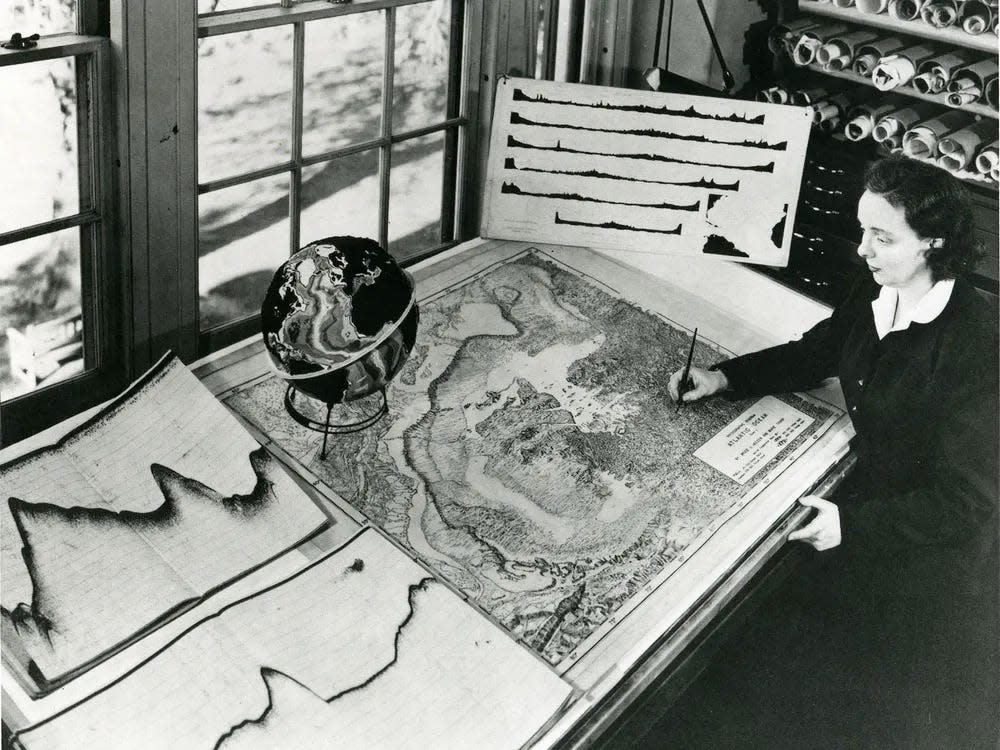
left=4, top=1, right=77, bottom=36
left=388, top=131, right=443, bottom=260
left=0, top=57, right=80, bottom=234
left=303, top=12, right=385, bottom=158
left=198, top=0, right=277, bottom=13
left=393, top=0, right=451, bottom=133
left=198, top=27, right=293, bottom=184
left=301, top=151, right=380, bottom=248
left=1, top=228, right=84, bottom=400
left=199, top=174, right=290, bottom=330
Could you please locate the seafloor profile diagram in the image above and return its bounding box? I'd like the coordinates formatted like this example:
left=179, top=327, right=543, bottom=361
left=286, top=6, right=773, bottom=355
left=228, top=247, right=840, bottom=669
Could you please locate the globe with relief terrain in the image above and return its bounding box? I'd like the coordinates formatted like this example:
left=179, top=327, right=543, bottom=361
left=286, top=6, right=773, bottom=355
left=261, top=236, right=418, bottom=403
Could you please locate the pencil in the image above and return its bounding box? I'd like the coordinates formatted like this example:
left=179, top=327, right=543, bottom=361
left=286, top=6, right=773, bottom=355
left=675, top=327, right=698, bottom=413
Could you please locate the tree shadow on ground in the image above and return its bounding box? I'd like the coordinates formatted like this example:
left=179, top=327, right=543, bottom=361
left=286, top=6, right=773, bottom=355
left=199, top=81, right=444, bottom=258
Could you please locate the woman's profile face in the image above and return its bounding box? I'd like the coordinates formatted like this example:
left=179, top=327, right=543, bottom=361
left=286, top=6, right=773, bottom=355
left=856, top=190, right=935, bottom=290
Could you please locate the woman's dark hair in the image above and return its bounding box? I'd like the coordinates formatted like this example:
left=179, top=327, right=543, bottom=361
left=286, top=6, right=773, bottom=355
left=864, top=155, right=982, bottom=280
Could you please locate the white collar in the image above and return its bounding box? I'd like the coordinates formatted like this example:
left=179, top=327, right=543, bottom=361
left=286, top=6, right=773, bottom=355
left=871, top=278, right=955, bottom=340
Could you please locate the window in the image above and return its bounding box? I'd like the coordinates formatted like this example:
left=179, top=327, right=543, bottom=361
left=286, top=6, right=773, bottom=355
left=0, top=2, right=123, bottom=444
left=195, top=0, right=470, bottom=352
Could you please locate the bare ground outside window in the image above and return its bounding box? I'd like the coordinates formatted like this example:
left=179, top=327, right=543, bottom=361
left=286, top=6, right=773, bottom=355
left=198, top=0, right=452, bottom=331
left=1, top=0, right=82, bottom=399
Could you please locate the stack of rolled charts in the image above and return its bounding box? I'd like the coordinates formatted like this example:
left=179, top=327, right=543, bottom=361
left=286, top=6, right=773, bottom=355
left=755, top=81, right=998, bottom=182
left=764, top=13, right=999, bottom=183
left=777, top=20, right=998, bottom=110
left=802, top=0, right=999, bottom=36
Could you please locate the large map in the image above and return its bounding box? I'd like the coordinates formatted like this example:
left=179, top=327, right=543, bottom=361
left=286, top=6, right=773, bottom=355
left=227, top=248, right=840, bottom=669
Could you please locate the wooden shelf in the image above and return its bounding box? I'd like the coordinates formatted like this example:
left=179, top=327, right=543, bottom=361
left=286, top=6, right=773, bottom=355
left=799, top=0, right=999, bottom=54
left=805, top=61, right=999, bottom=119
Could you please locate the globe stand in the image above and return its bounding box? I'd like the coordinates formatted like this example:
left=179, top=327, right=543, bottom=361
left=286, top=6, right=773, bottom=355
left=283, top=385, right=389, bottom=459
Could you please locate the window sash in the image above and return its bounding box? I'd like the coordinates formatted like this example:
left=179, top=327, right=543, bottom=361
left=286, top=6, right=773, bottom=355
left=196, top=0, right=469, bottom=350
left=197, top=0, right=433, bottom=37
left=0, top=37, right=125, bottom=445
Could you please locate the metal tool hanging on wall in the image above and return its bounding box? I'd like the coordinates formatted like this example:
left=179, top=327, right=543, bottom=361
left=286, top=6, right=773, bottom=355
left=643, top=0, right=736, bottom=94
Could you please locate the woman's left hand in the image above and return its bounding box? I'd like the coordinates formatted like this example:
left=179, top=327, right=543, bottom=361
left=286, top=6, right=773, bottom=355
left=788, top=496, right=842, bottom=551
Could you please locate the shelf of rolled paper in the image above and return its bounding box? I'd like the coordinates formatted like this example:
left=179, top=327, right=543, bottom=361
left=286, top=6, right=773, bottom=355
left=799, top=0, right=1000, bottom=54
left=754, top=84, right=998, bottom=189
left=807, top=61, right=999, bottom=118
left=879, top=144, right=999, bottom=186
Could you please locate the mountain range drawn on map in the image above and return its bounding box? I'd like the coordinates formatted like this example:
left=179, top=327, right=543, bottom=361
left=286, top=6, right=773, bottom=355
left=511, top=87, right=766, bottom=125
left=225, top=250, right=839, bottom=669
left=506, top=136, right=777, bottom=173
left=553, top=212, right=683, bottom=236
left=500, top=182, right=700, bottom=212
left=214, top=578, right=434, bottom=750
left=3, top=447, right=323, bottom=689
left=504, top=158, right=740, bottom=191
left=510, top=111, right=788, bottom=150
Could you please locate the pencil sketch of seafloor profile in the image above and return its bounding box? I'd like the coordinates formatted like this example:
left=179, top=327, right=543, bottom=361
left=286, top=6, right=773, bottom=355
left=13, top=528, right=572, bottom=750
left=226, top=246, right=844, bottom=671
left=0, top=355, right=330, bottom=697
left=481, top=77, right=812, bottom=266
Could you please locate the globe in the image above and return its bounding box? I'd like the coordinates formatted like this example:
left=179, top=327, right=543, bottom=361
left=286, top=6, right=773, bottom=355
left=261, top=236, right=419, bottom=406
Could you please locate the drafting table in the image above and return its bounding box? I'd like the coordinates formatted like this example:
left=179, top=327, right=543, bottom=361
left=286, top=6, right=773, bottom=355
left=1, top=237, right=854, bottom=749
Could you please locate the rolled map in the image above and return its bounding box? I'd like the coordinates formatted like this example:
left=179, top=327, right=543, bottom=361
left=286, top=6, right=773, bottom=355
left=986, top=76, right=998, bottom=108
left=833, top=0, right=857, bottom=7
left=768, top=18, right=821, bottom=55
left=853, top=37, right=907, bottom=76
left=888, top=0, right=928, bottom=20
left=901, top=110, right=971, bottom=158
left=873, top=101, right=941, bottom=143
left=844, top=98, right=910, bottom=140
left=757, top=85, right=791, bottom=104
left=857, top=0, right=890, bottom=12
left=809, top=91, right=862, bottom=124
left=959, top=0, right=998, bottom=34
left=816, top=29, right=882, bottom=70
left=792, top=23, right=851, bottom=66
left=791, top=86, right=842, bottom=105
left=974, top=139, right=999, bottom=175
left=871, top=44, right=939, bottom=90
left=921, top=0, right=960, bottom=28
left=936, top=120, right=998, bottom=170
left=947, top=59, right=999, bottom=106
left=912, top=50, right=977, bottom=93
left=817, top=116, right=844, bottom=134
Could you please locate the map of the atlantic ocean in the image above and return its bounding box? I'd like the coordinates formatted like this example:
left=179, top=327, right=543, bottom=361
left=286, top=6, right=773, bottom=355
left=226, top=247, right=840, bottom=669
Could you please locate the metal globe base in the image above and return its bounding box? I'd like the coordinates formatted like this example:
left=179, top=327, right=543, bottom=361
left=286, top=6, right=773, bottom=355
left=283, top=385, right=388, bottom=459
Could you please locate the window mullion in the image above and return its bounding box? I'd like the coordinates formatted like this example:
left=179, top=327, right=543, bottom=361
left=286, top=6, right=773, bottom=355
left=77, top=50, right=100, bottom=373
left=378, top=7, right=396, bottom=250
left=290, top=21, right=305, bottom=254
left=0, top=211, right=101, bottom=246
left=440, top=0, right=466, bottom=243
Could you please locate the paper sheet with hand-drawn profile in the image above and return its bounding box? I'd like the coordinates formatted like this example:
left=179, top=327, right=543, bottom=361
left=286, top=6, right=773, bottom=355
left=13, top=528, right=573, bottom=750
left=0, top=354, right=329, bottom=696
left=482, top=77, right=811, bottom=266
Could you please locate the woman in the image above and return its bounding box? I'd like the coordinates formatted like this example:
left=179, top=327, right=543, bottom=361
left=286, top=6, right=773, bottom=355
left=667, top=155, right=998, bottom=748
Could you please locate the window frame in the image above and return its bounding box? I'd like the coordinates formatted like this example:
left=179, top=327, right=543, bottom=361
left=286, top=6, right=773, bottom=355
left=193, top=0, right=480, bottom=356
left=0, top=32, right=125, bottom=446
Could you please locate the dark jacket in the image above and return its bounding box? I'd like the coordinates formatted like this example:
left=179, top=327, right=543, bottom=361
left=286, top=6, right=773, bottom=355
left=715, top=273, right=999, bottom=744
left=716, top=273, right=997, bottom=577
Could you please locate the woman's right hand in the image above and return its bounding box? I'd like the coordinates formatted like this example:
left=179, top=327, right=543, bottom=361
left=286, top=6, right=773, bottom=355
left=668, top=366, right=729, bottom=404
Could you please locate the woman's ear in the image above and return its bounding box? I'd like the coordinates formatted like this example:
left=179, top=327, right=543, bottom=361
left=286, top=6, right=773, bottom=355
left=927, top=238, right=943, bottom=250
